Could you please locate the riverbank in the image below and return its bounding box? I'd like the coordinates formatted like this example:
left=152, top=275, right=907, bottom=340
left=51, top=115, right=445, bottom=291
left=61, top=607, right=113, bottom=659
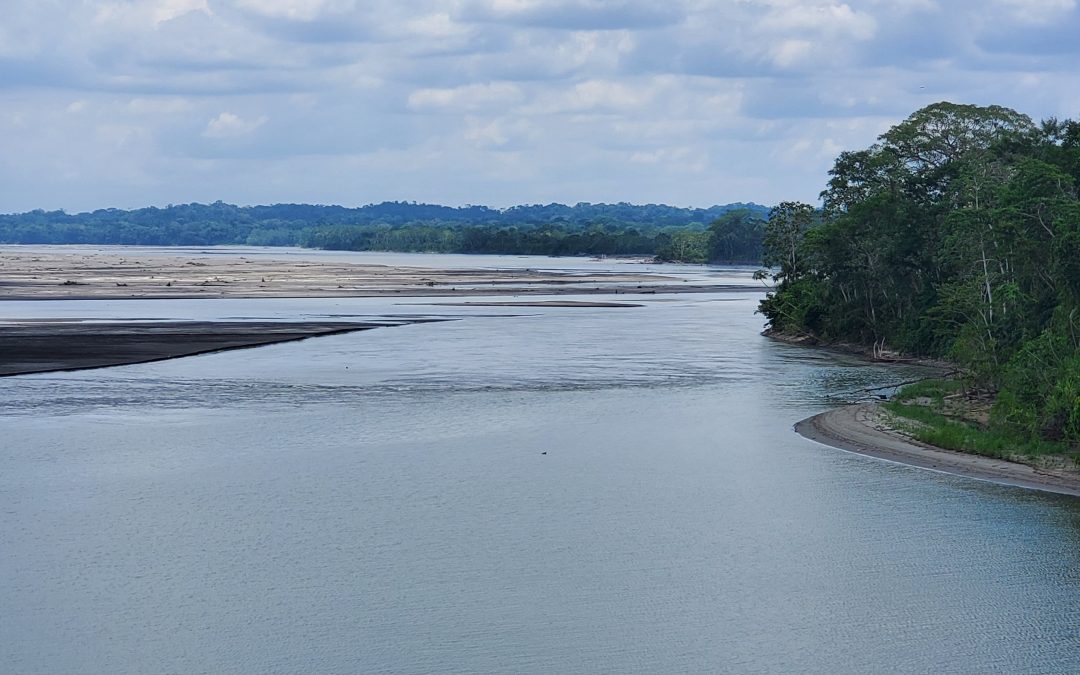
left=0, top=250, right=753, bottom=300
left=763, top=328, right=955, bottom=369
left=796, top=404, right=1080, bottom=497
left=1, top=248, right=757, bottom=377
left=0, top=320, right=425, bottom=376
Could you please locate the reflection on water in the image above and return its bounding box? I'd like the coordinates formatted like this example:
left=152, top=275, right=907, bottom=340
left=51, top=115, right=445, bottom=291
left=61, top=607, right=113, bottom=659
left=2, top=291, right=1079, bottom=674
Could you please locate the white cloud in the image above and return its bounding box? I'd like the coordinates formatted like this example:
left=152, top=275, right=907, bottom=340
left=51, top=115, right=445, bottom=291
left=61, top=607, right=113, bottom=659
left=629, top=146, right=707, bottom=172
left=231, top=0, right=357, bottom=22
left=202, top=111, right=267, bottom=137
left=408, top=83, right=524, bottom=111
left=567, top=79, right=647, bottom=110
left=405, top=12, right=471, bottom=39
left=460, top=0, right=684, bottom=29
left=760, top=2, right=877, bottom=39
left=153, top=0, right=211, bottom=25
left=127, top=97, right=193, bottom=114
left=91, top=0, right=212, bottom=28
left=994, top=0, right=1076, bottom=22
left=462, top=115, right=537, bottom=148
left=0, top=0, right=1078, bottom=212
left=525, top=79, right=653, bottom=114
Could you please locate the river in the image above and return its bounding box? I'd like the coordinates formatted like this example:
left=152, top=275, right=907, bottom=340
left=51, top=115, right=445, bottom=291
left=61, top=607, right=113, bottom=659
left=2, top=251, right=1078, bottom=673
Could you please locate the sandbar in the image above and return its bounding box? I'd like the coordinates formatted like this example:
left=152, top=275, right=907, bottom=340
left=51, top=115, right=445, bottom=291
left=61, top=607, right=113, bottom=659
left=796, top=404, right=1080, bottom=497
left=0, top=250, right=755, bottom=300
left=0, top=248, right=753, bottom=376
left=0, top=320, right=422, bottom=377
left=419, top=300, right=643, bottom=308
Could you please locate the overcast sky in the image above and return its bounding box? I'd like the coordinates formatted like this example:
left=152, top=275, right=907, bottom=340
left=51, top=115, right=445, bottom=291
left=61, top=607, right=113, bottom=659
left=2, top=0, right=1079, bottom=213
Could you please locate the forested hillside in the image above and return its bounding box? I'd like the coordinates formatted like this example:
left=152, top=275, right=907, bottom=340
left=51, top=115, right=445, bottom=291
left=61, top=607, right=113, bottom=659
left=0, top=201, right=768, bottom=263
left=759, top=102, right=1080, bottom=444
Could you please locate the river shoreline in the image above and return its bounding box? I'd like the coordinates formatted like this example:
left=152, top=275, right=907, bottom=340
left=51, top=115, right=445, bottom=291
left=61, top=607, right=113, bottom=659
left=764, top=327, right=956, bottom=369
left=0, top=249, right=756, bottom=376
left=0, top=320, right=432, bottom=377
left=0, top=250, right=755, bottom=300
left=796, top=404, right=1080, bottom=497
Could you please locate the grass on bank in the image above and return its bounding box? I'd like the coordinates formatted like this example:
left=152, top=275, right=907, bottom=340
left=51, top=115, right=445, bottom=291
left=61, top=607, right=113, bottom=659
left=884, top=379, right=1079, bottom=465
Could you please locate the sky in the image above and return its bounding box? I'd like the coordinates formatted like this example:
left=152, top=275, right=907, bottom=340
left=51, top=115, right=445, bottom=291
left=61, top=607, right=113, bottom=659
left=2, top=0, right=1079, bottom=213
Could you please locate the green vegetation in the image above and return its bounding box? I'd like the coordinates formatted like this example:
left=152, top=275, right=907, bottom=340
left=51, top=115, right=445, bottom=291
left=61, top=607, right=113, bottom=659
left=758, top=102, right=1080, bottom=448
left=0, top=201, right=768, bottom=264
left=884, top=380, right=1078, bottom=464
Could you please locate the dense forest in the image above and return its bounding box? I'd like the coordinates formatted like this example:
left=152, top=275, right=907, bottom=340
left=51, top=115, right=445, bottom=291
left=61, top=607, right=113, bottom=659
left=758, top=102, right=1080, bottom=445
left=0, top=201, right=768, bottom=263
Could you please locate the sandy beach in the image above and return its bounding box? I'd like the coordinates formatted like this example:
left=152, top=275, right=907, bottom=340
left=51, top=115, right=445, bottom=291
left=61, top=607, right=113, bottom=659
left=797, top=404, right=1080, bottom=497
left=0, top=250, right=752, bottom=300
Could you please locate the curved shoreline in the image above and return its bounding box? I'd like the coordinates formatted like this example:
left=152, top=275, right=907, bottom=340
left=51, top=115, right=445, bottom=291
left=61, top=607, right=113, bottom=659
left=796, top=404, right=1080, bottom=498
left=0, top=320, right=420, bottom=377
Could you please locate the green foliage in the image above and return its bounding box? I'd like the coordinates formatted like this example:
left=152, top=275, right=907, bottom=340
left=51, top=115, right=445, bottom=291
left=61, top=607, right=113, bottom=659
left=892, top=378, right=964, bottom=405
left=707, top=209, right=765, bottom=263
left=655, top=230, right=709, bottom=263
left=757, top=277, right=824, bottom=334
left=886, top=401, right=1072, bottom=461
left=762, top=201, right=816, bottom=281
left=760, top=101, right=1080, bottom=446
left=880, top=102, right=1034, bottom=177
left=0, top=199, right=768, bottom=254
left=994, top=323, right=1080, bottom=441
left=0, top=201, right=770, bottom=261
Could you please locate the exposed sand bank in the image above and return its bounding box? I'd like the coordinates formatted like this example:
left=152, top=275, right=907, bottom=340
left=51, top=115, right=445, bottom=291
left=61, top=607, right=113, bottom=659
left=2, top=249, right=739, bottom=376
left=421, top=300, right=644, bottom=308
left=0, top=250, right=754, bottom=300
left=0, top=320, right=429, bottom=377
left=797, top=404, right=1080, bottom=497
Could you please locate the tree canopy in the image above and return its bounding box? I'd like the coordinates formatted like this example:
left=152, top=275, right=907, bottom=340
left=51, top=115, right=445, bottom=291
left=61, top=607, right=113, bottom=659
left=758, top=101, right=1080, bottom=443
left=0, top=200, right=769, bottom=263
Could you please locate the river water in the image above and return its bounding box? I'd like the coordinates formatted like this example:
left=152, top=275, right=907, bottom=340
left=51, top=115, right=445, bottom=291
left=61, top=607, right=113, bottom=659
left=2, top=252, right=1079, bottom=673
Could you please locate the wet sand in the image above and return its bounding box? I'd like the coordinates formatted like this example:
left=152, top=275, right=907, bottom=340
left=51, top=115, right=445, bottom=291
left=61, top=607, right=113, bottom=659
left=0, top=248, right=755, bottom=376
left=797, top=404, right=1080, bottom=497
left=421, top=300, right=644, bottom=308
left=0, top=250, right=749, bottom=300
left=0, top=320, right=434, bottom=377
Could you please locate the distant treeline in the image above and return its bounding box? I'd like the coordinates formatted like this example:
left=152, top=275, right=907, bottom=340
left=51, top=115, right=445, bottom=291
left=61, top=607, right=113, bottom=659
left=0, top=201, right=769, bottom=263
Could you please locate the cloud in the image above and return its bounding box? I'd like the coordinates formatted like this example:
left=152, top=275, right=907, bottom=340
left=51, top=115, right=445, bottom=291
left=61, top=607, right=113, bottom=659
left=522, top=79, right=654, bottom=114
left=408, top=82, right=524, bottom=111
left=230, top=0, right=353, bottom=22
left=463, top=116, right=534, bottom=148
left=127, top=97, right=194, bottom=114
left=202, top=111, right=267, bottom=137
left=991, top=0, right=1076, bottom=23
left=0, top=0, right=1078, bottom=212
left=976, top=10, right=1080, bottom=56
left=629, top=146, right=708, bottom=173
left=759, top=2, right=877, bottom=41
left=459, top=0, right=684, bottom=30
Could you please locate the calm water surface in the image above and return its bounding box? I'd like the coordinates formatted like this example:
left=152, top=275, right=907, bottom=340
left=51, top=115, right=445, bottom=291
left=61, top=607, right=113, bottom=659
left=2, top=282, right=1079, bottom=673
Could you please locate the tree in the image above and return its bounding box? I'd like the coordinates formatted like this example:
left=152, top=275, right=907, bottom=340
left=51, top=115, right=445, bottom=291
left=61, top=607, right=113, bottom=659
left=762, top=201, right=816, bottom=281
left=655, top=230, right=708, bottom=263
left=707, top=209, right=764, bottom=263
